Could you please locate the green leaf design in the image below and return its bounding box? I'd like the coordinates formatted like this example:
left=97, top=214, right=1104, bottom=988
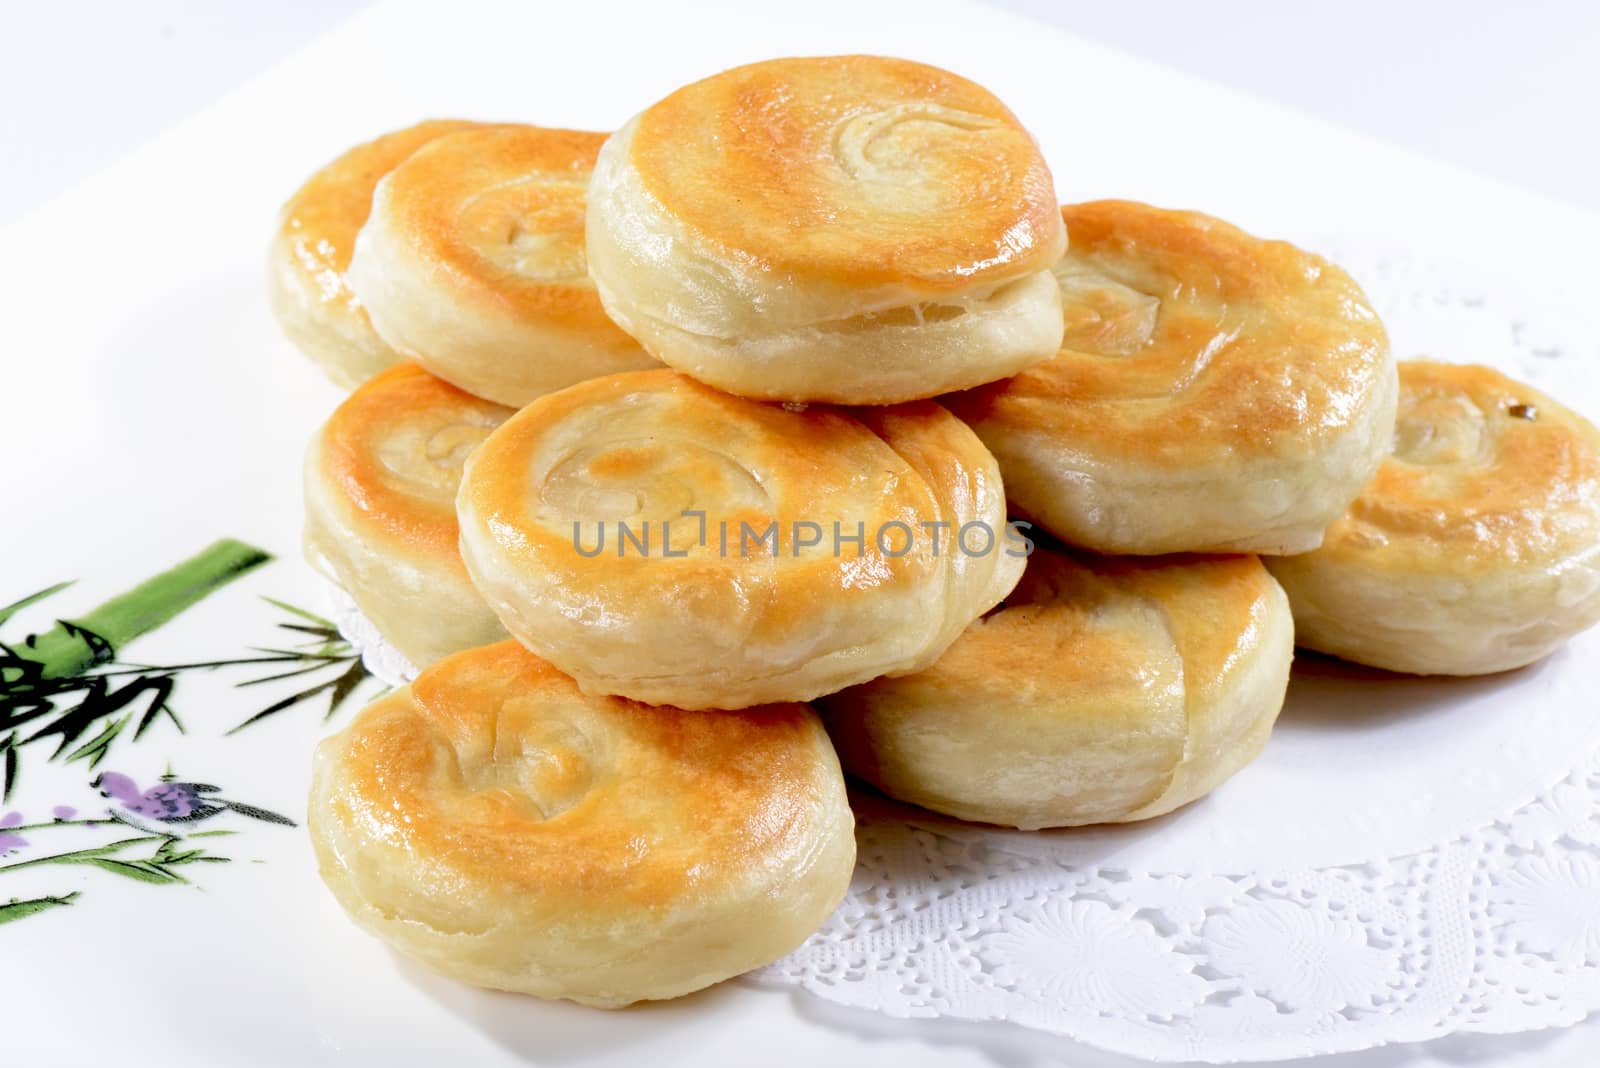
left=133, top=684, right=181, bottom=740
left=275, top=622, right=342, bottom=641
left=2, top=826, right=232, bottom=881
left=226, top=678, right=338, bottom=734
left=0, top=582, right=75, bottom=630
left=62, top=712, right=131, bottom=767
left=84, top=858, right=187, bottom=884
left=229, top=648, right=377, bottom=734
left=154, top=847, right=204, bottom=865
left=0, top=892, right=79, bottom=925
left=324, top=657, right=371, bottom=721
left=1, top=735, right=15, bottom=802
left=0, top=837, right=150, bottom=874
left=234, top=661, right=337, bottom=688
left=259, top=597, right=335, bottom=628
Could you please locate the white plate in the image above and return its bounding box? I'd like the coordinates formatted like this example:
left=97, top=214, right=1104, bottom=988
left=3, top=2, right=1600, bottom=1065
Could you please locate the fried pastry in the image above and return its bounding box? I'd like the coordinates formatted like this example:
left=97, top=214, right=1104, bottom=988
left=1267, top=360, right=1600, bottom=674
left=456, top=369, right=1024, bottom=709
left=585, top=55, right=1066, bottom=404
left=947, top=200, right=1397, bottom=555
left=819, top=548, right=1294, bottom=829
left=304, top=363, right=512, bottom=667
left=349, top=125, right=656, bottom=406
left=269, top=120, right=485, bottom=388
left=309, top=640, right=855, bottom=1007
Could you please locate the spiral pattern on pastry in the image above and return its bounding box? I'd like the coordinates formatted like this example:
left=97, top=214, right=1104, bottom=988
left=269, top=119, right=486, bottom=388
left=304, top=362, right=513, bottom=667
left=819, top=547, right=1294, bottom=829
left=456, top=369, right=1024, bottom=709
left=309, top=640, right=855, bottom=1007
left=585, top=55, right=1067, bottom=403
left=947, top=200, right=1397, bottom=555
left=1267, top=360, right=1600, bottom=674
left=348, top=125, right=655, bottom=407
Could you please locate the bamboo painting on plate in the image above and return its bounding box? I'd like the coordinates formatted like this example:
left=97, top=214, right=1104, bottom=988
left=0, top=539, right=382, bottom=925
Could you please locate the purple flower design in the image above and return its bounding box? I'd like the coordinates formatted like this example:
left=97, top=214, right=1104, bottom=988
left=52, top=805, right=76, bottom=820
left=92, top=772, right=294, bottom=826
left=0, top=810, right=26, bottom=854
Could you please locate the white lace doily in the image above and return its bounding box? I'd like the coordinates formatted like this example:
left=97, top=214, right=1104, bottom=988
left=332, top=248, right=1600, bottom=1063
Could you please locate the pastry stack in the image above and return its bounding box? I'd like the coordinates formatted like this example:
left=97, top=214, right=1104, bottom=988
left=270, top=56, right=1600, bottom=1008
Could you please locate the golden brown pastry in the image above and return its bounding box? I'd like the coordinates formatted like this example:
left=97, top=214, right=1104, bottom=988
left=456, top=369, right=1025, bottom=709
left=349, top=125, right=656, bottom=406
left=585, top=55, right=1066, bottom=404
left=820, top=547, right=1294, bottom=829
left=269, top=120, right=486, bottom=388
left=309, top=640, right=855, bottom=1007
left=304, top=363, right=512, bottom=667
left=947, top=200, right=1397, bottom=555
left=1267, top=360, right=1600, bottom=674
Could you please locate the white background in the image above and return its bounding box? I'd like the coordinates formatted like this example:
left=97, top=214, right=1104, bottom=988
left=3, top=1, right=1599, bottom=227
left=3, top=2, right=1598, bottom=1065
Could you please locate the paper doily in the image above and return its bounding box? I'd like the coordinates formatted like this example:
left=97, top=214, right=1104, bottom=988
left=331, top=246, right=1600, bottom=1063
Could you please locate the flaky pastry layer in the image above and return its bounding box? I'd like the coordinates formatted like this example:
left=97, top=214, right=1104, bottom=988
left=304, top=363, right=511, bottom=666
left=585, top=56, right=1066, bottom=403
left=820, top=548, right=1294, bottom=828
left=269, top=119, right=486, bottom=388
left=310, top=641, right=855, bottom=1006
left=457, top=369, right=1024, bottom=708
left=948, top=200, right=1397, bottom=554
left=350, top=125, right=655, bottom=406
left=1267, top=360, right=1600, bottom=674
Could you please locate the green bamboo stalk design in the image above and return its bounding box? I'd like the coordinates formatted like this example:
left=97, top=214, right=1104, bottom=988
left=2, top=540, right=383, bottom=804
left=10, top=539, right=271, bottom=679
left=0, top=539, right=281, bottom=801
left=0, top=541, right=379, bottom=928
